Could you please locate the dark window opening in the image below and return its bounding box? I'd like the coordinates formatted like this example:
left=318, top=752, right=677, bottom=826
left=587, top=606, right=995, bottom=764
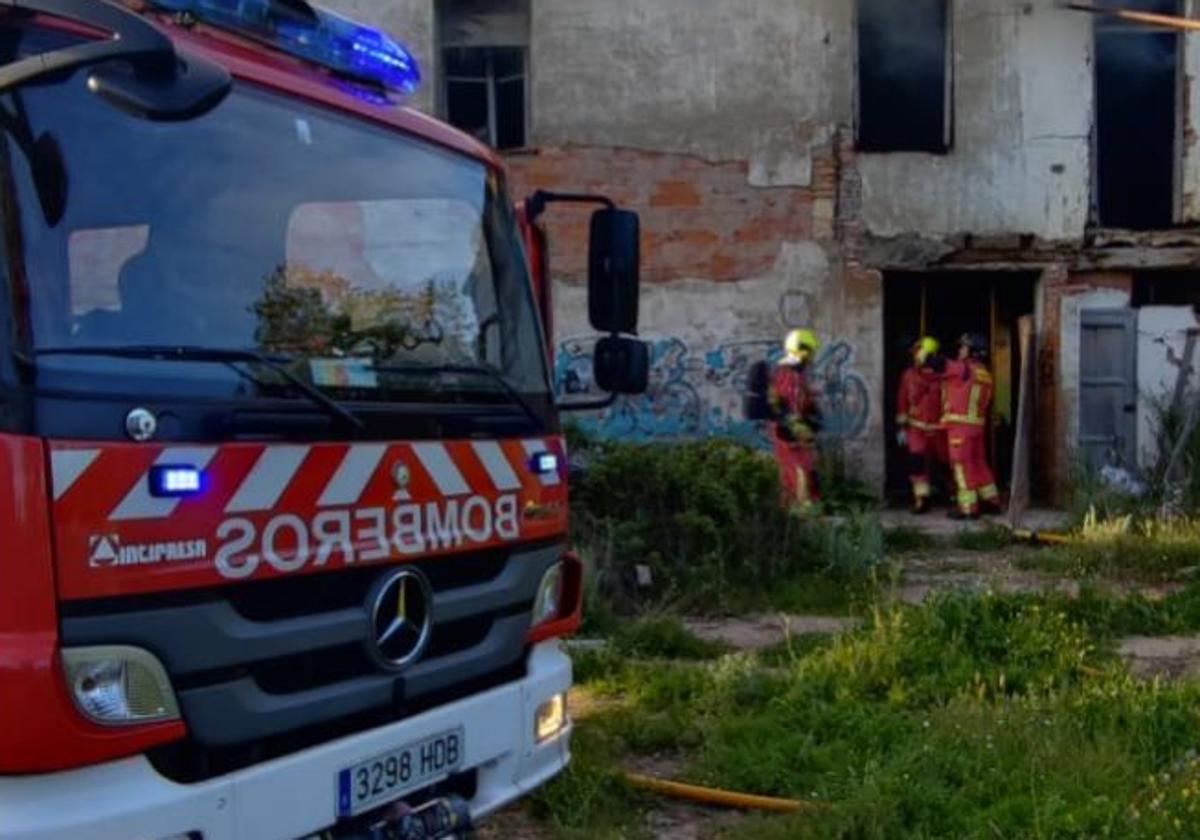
left=437, top=0, right=529, bottom=151
left=1132, top=271, right=1200, bottom=311
left=857, top=0, right=950, bottom=153
left=442, top=47, right=526, bottom=150
left=1095, top=0, right=1179, bottom=230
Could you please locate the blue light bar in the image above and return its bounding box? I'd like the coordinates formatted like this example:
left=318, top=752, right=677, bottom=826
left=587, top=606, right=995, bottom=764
left=150, top=0, right=421, bottom=96
left=530, top=452, right=560, bottom=476
left=149, top=465, right=204, bottom=498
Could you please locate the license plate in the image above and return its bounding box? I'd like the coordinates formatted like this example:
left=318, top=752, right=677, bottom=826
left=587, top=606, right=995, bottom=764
left=336, top=728, right=464, bottom=818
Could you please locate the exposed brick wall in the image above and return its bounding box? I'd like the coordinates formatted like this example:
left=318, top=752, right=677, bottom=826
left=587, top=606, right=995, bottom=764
left=504, top=146, right=824, bottom=283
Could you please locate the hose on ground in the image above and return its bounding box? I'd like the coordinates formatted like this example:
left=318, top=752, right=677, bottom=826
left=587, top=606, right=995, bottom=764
left=624, top=772, right=824, bottom=814
left=1009, top=527, right=1074, bottom=546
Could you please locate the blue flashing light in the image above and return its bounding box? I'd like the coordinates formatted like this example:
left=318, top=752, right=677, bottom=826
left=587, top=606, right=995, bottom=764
left=149, top=465, right=204, bottom=498
left=151, top=0, right=421, bottom=96
left=531, top=452, right=560, bottom=476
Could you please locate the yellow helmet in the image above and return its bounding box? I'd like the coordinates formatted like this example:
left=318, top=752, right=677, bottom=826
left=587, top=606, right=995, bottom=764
left=784, top=329, right=820, bottom=361
left=915, top=336, right=940, bottom=363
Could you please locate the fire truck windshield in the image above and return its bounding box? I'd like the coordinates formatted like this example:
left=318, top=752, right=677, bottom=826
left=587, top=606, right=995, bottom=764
left=0, top=24, right=551, bottom=435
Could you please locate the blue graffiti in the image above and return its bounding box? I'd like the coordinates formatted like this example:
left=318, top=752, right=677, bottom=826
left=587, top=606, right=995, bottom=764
left=555, top=335, right=871, bottom=445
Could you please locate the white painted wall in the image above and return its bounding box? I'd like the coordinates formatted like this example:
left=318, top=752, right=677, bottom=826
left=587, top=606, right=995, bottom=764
left=1136, top=306, right=1200, bottom=468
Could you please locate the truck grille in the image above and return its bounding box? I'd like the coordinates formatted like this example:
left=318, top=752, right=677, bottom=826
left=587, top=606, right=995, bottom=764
left=59, top=543, right=562, bottom=782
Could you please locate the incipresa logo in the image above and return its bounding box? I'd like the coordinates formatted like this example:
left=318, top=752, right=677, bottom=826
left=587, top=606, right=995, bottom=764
left=88, top=534, right=209, bottom=568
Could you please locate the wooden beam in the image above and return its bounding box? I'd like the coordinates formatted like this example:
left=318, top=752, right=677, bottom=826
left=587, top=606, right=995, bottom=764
left=1066, top=2, right=1200, bottom=32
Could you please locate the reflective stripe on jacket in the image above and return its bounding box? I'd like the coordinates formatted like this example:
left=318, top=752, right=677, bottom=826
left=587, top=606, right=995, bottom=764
left=941, top=359, right=993, bottom=427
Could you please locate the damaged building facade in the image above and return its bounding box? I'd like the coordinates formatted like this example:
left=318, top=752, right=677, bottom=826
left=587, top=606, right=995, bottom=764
left=328, top=0, right=1200, bottom=500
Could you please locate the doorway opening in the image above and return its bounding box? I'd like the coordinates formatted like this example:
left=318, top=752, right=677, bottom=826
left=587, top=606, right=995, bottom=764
left=882, top=271, right=1038, bottom=502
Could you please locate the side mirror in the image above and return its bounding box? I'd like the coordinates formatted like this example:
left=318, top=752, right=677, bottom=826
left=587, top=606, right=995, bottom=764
left=744, top=360, right=773, bottom=421
left=594, top=336, right=649, bottom=395
left=588, top=208, right=640, bottom=334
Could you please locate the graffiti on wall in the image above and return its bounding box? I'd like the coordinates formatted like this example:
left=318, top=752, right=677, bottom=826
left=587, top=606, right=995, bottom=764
left=556, top=335, right=871, bottom=445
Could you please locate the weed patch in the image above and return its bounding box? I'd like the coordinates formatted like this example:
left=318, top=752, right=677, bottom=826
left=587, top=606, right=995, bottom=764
left=557, top=591, right=1200, bottom=839
left=1024, top=514, right=1200, bottom=581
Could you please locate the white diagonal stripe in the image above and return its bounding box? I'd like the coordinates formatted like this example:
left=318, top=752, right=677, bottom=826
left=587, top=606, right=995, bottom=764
left=318, top=444, right=387, bottom=507
left=523, top=439, right=561, bottom=486
left=109, top=447, right=218, bottom=521
left=224, top=446, right=310, bottom=513
left=412, top=442, right=470, bottom=496
left=471, top=441, right=522, bottom=492
left=51, top=449, right=100, bottom=501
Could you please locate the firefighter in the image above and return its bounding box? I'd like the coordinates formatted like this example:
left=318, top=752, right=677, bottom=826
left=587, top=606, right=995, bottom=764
left=895, top=336, right=946, bottom=514
left=932, top=333, right=1001, bottom=519
left=768, top=328, right=823, bottom=513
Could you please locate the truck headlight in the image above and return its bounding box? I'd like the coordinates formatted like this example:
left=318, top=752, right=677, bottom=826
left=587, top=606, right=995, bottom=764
left=62, top=646, right=180, bottom=726
left=531, top=562, right=564, bottom=627
left=535, top=692, right=568, bottom=743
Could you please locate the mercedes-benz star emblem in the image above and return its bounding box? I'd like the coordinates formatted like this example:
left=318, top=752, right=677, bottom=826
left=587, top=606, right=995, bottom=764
left=366, top=568, right=433, bottom=671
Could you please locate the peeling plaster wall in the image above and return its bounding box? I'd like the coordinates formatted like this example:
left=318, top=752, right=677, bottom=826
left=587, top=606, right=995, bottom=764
left=528, top=0, right=853, bottom=188
left=552, top=256, right=885, bottom=481
left=859, top=0, right=1092, bottom=240
left=1182, top=0, right=1200, bottom=222
left=1137, top=306, right=1200, bottom=468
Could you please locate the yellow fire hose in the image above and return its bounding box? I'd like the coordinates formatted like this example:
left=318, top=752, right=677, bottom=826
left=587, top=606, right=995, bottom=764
left=624, top=772, right=824, bottom=814
left=1008, top=527, right=1074, bottom=546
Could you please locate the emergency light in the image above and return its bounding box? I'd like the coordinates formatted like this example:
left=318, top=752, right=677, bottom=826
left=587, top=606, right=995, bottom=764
left=149, top=0, right=421, bottom=96
left=149, top=465, right=204, bottom=497
left=530, top=452, right=560, bottom=476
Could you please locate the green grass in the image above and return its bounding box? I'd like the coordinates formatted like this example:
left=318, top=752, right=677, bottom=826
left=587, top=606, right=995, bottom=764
left=536, top=589, right=1200, bottom=839
left=754, top=633, right=836, bottom=667
left=1017, top=516, right=1200, bottom=582
left=950, top=523, right=1013, bottom=552
left=608, top=616, right=728, bottom=660
left=882, top=526, right=939, bottom=554
left=716, top=571, right=880, bottom=617
left=527, top=724, right=641, bottom=839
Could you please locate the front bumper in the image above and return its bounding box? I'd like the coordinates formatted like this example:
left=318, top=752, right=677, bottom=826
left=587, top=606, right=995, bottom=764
left=0, top=643, right=571, bottom=840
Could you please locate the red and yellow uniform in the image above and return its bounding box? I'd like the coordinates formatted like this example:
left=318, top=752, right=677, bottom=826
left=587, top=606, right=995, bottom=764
left=769, top=361, right=820, bottom=512
left=941, top=358, right=999, bottom=515
left=896, top=364, right=947, bottom=506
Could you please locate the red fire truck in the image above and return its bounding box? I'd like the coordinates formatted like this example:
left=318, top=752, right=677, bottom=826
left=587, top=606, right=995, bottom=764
left=0, top=2, right=647, bottom=838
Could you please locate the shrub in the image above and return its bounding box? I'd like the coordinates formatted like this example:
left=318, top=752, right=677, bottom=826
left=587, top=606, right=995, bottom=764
left=569, top=439, right=882, bottom=612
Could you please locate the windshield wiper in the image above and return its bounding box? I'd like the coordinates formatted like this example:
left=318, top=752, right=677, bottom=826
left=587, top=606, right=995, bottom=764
left=377, top=363, right=544, bottom=432
left=32, top=345, right=366, bottom=432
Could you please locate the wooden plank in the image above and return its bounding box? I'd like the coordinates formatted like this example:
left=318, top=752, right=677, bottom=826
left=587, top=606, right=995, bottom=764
left=1006, top=315, right=1035, bottom=528
left=1170, top=329, right=1197, bottom=415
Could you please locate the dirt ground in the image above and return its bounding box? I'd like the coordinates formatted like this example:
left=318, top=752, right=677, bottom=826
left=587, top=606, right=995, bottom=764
left=683, top=614, right=858, bottom=650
